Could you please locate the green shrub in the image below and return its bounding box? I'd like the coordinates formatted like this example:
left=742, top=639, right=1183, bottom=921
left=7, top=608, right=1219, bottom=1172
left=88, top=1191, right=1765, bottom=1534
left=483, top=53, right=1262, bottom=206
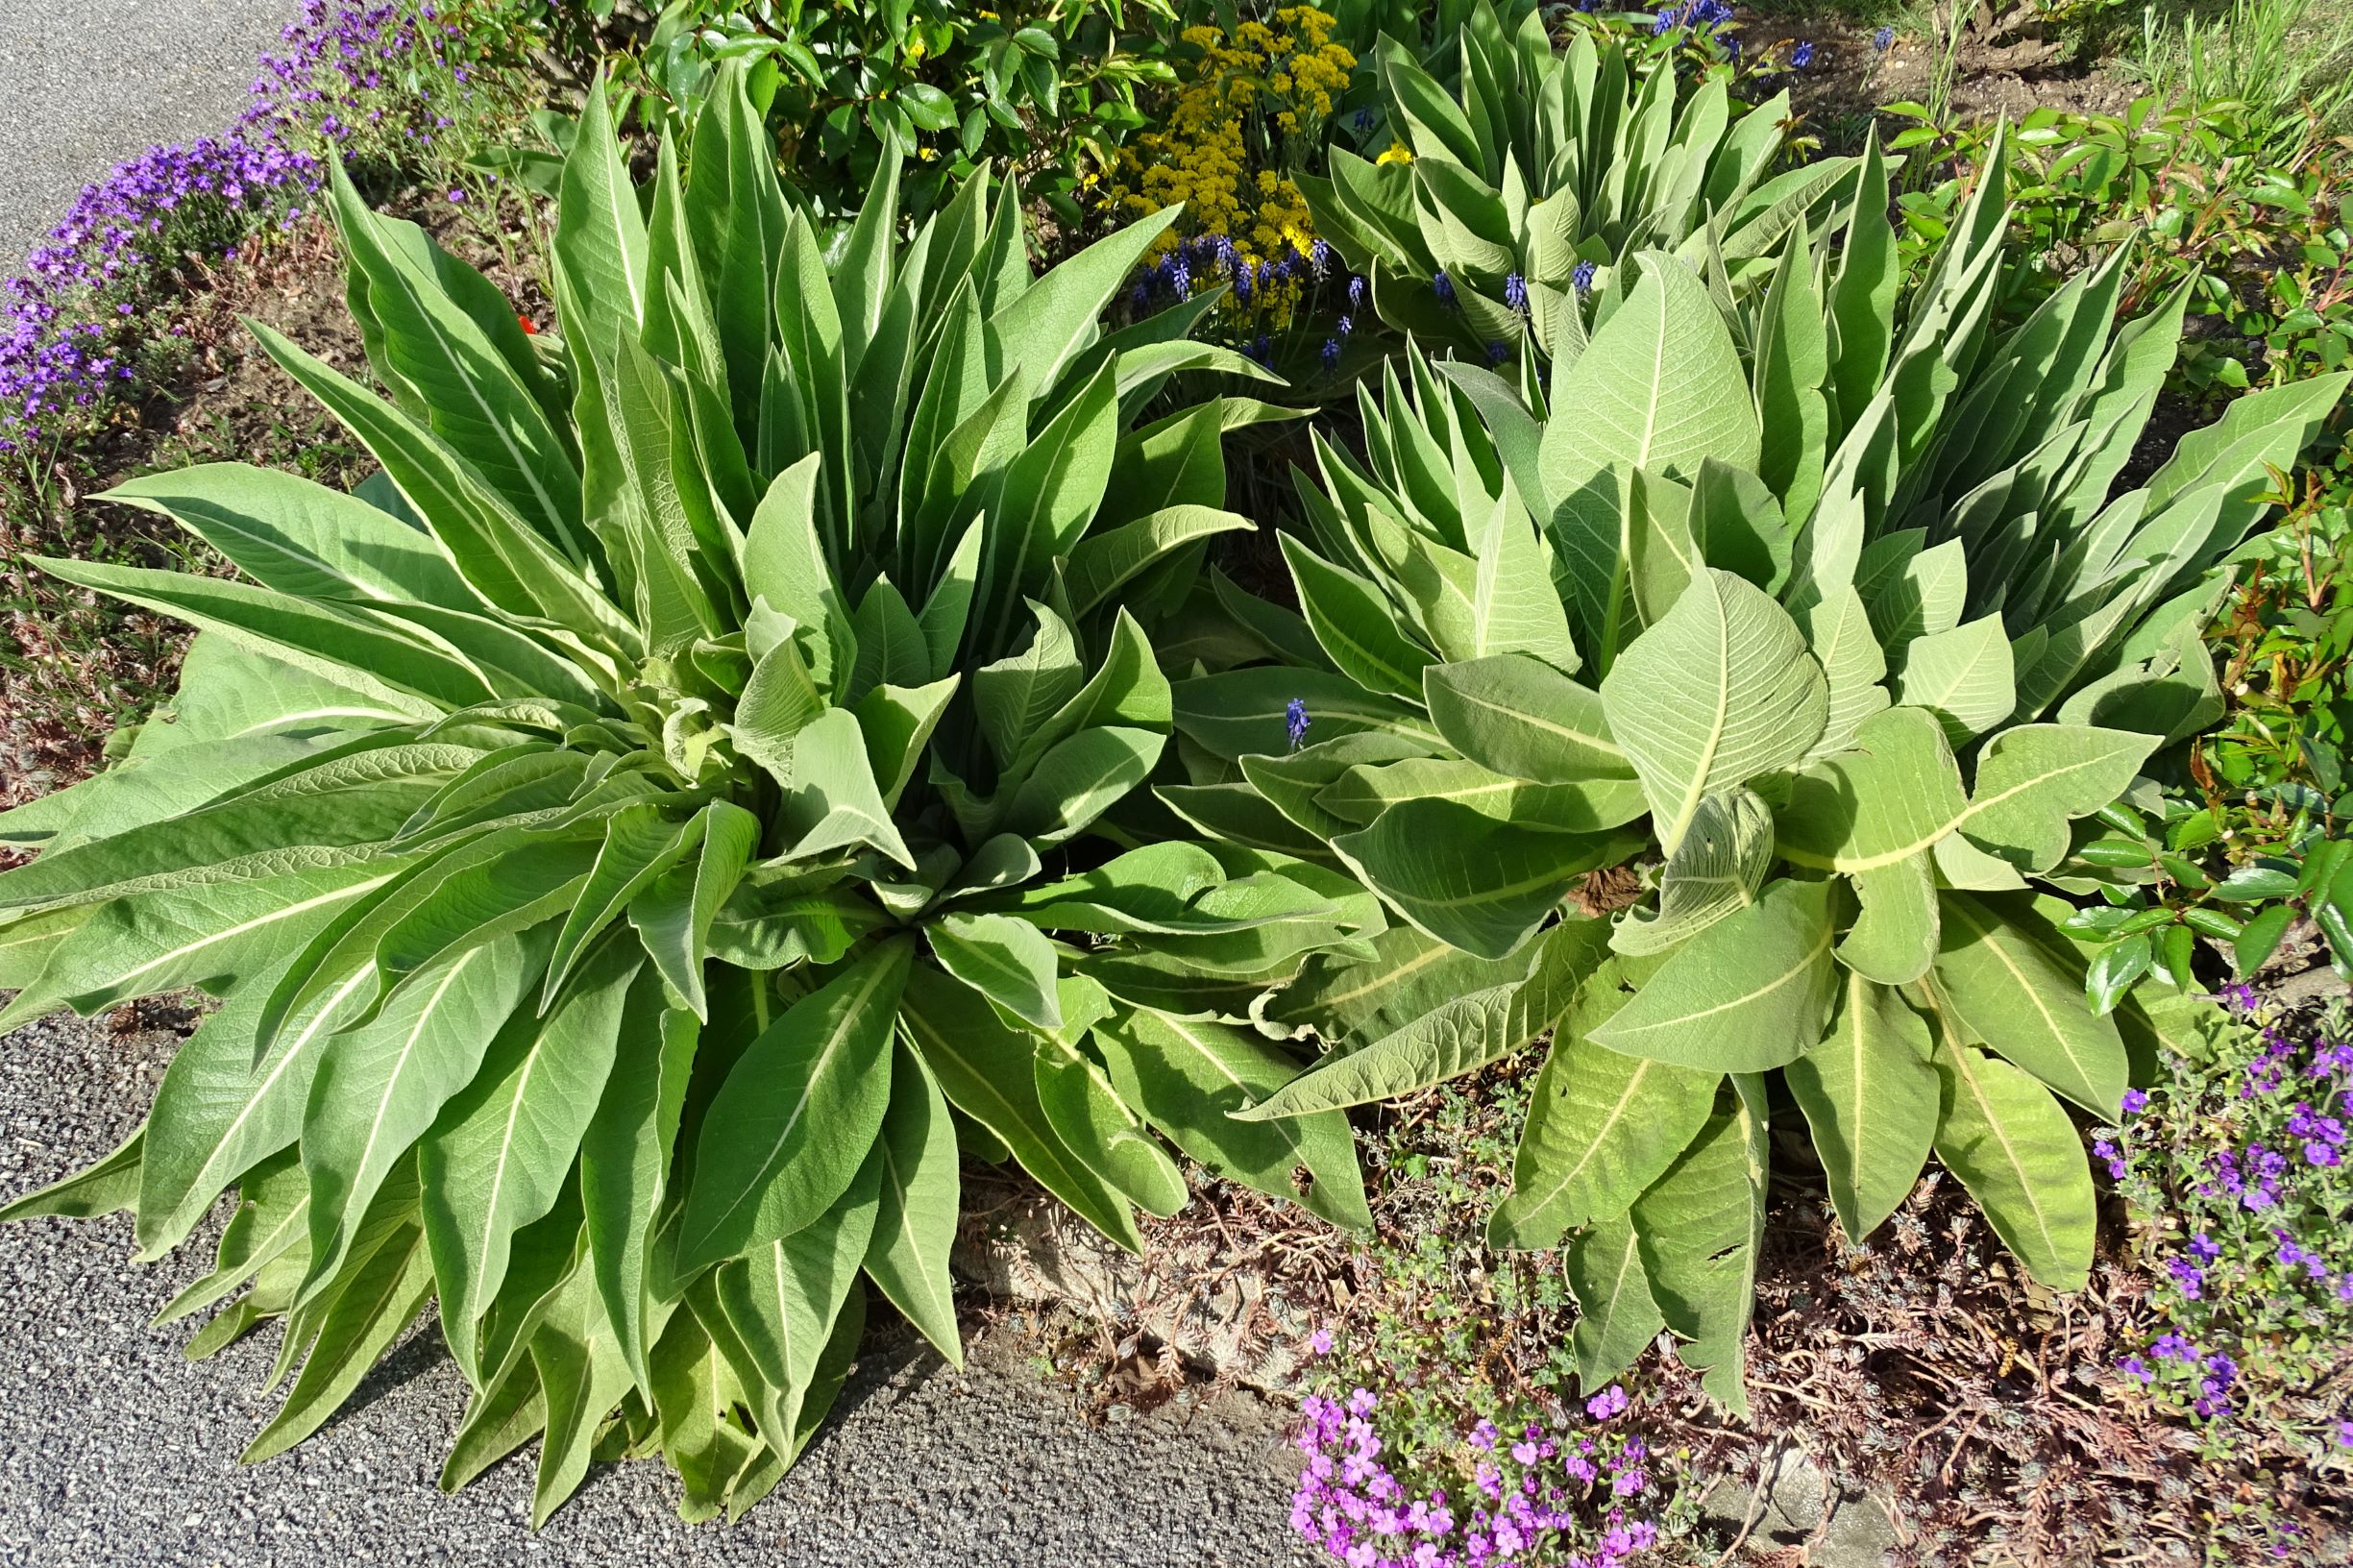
left=1172, top=133, right=2348, bottom=1412
left=1887, top=96, right=2353, bottom=404
left=2062, top=473, right=2353, bottom=994
left=1302, top=7, right=1863, bottom=357
left=0, top=67, right=1377, bottom=1523
left=602, top=0, right=1185, bottom=227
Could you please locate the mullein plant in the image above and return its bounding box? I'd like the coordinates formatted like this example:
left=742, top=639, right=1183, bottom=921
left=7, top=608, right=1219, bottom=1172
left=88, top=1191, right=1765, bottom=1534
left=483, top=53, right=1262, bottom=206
left=1170, top=132, right=2349, bottom=1413
left=0, top=67, right=1379, bottom=1523
left=1301, top=1, right=1865, bottom=361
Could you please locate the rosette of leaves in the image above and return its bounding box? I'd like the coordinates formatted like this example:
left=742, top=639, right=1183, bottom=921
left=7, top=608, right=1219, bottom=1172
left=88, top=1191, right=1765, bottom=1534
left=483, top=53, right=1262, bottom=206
left=1169, top=136, right=2349, bottom=1411
left=1301, top=2, right=1865, bottom=355
left=0, top=70, right=1375, bottom=1522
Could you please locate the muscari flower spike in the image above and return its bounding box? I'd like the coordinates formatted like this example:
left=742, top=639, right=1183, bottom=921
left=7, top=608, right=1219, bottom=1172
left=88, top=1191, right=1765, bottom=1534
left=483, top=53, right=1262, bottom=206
left=1286, top=698, right=1311, bottom=748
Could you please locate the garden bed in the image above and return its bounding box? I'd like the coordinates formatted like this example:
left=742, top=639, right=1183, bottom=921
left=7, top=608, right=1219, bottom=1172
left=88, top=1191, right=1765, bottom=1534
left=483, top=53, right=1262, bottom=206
left=0, top=1, right=2349, bottom=1564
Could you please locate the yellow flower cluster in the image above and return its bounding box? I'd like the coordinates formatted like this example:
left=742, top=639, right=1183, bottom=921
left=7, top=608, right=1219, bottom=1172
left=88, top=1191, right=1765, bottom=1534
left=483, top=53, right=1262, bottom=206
left=1104, top=6, right=1354, bottom=330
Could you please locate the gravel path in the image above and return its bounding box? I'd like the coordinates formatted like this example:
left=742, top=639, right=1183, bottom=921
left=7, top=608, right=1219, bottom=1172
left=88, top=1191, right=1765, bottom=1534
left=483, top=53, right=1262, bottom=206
left=0, top=1011, right=1315, bottom=1568
left=0, top=0, right=295, bottom=264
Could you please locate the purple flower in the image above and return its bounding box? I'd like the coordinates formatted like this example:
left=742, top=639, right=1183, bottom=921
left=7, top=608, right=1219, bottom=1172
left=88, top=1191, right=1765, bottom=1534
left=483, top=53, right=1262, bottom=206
left=1347, top=274, right=1365, bottom=310
left=1503, top=272, right=1527, bottom=311
left=1792, top=40, right=1815, bottom=68
left=1287, top=698, right=1312, bottom=749
left=1309, top=1328, right=1335, bottom=1356
left=1874, top=25, right=1895, bottom=50
left=1572, top=259, right=1597, bottom=295
left=1433, top=270, right=1457, bottom=308
left=1321, top=336, right=1341, bottom=373
left=2121, top=1089, right=2149, bottom=1115
left=1484, top=339, right=1508, bottom=365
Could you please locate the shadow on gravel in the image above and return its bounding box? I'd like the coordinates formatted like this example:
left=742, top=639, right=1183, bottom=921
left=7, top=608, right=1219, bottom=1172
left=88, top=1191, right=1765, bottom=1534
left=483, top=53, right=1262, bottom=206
left=330, top=1321, right=456, bottom=1431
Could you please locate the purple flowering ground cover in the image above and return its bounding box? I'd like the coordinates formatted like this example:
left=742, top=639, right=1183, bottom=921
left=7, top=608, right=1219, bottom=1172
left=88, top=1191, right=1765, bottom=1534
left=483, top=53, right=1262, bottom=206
left=0, top=1, right=537, bottom=460
left=1, top=1, right=556, bottom=809
left=2104, top=992, right=2353, bottom=1475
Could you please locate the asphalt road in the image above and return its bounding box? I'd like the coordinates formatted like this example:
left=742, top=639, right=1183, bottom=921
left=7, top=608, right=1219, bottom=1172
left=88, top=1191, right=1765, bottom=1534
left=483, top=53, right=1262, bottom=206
left=0, top=0, right=294, bottom=264
left=0, top=1010, right=1315, bottom=1567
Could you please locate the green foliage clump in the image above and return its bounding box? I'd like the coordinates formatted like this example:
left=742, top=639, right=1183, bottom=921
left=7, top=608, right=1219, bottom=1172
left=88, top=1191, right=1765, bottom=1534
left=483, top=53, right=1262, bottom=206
left=602, top=0, right=1183, bottom=226
left=1305, top=10, right=1859, bottom=356
left=2058, top=475, right=2351, bottom=996
left=1177, top=130, right=2347, bottom=1414
left=1888, top=95, right=2353, bottom=404
left=0, top=67, right=1380, bottom=1522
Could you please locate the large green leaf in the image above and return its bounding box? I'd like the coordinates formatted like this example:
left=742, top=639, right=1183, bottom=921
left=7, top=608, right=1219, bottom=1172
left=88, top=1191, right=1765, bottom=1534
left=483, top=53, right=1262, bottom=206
left=1895, top=616, right=2014, bottom=745
left=1281, top=533, right=1433, bottom=700
left=101, top=463, right=478, bottom=611
left=298, top=924, right=549, bottom=1305
left=1265, top=924, right=1533, bottom=1045
left=1588, top=877, right=1837, bottom=1071
left=579, top=966, right=699, bottom=1392
left=1563, top=1215, right=1664, bottom=1392
left=1538, top=256, right=1763, bottom=499
left=1093, top=1009, right=1371, bottom=1231
left=862, top=1040, right=964, bottom=1365
left=900, top=962, right=1141, bottom=1251
left=1783, top=971, right=1937, bottom=1243
left=1956, top=724, right=2161, bottom=874
left=1490, top=966, right=1719, bottom=1249
left=1599, top=569, right=1826, bottom=851
left=1333, top=798, right=1629, bottom=961
left=0, top=860, right=392, bottom=1030
left=1629, top=1078, right=1766, bottom=1415
left=628, top=800, right=761, bottom=1020
left=245, top=1197, right=434, bottom=1463
left=419, top=938, right=639, bottom=1384
left=678, top=940, right=912, bottom=1270
left=927, top=912, right=1063, bottom=1033
left=1609, top=788, right=1772, bottom=958
left=330, top=160, right=583, bottom=554
left=1933, top=893, right=2126, bottom=1115
left=1422, top=654, right=1629, bottom=783
left=1928, top=1035, right=2096, bottom=1290
left=713, top=1153, right=881, bottom=1455
left=1241, top=918, right=1608, bottom=1117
